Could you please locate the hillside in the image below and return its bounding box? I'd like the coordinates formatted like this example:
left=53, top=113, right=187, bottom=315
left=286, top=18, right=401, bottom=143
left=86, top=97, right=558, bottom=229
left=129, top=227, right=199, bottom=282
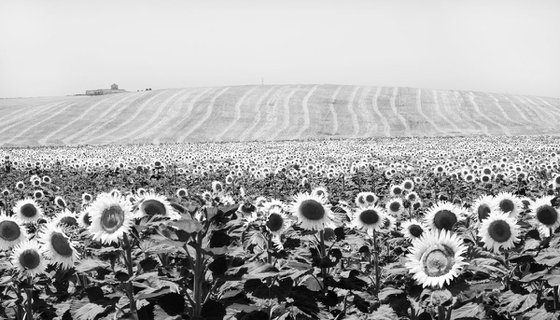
left=0, top=85, right=559, bottom=146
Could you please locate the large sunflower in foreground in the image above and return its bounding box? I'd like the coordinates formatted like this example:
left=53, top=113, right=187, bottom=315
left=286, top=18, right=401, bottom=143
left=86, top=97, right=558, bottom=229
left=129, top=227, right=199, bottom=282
left=38, top=223, right=79, bottom=269
left=88, top=193, right=133, bottom=245
left=478, top=211, right=520, bottom=253
left=406, top=230, right=468, bottom=288
left=11, top=240, right=46, bottom=277
left=289, top=192, right=332, bottom=231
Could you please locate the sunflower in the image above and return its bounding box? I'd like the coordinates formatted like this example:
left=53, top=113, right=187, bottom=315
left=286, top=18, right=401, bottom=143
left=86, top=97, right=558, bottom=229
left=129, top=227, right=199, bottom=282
left=386, top=198, right=405, bottom=217
left=390, top=185, right=404, bottom=197
left=12, top=198, right=44, bottom=223
left=401, top=219, right=427, bottom=240
left=405, top=230, right=468, bottom=288
left=406, top=192, right=419, bottom=203
left=402, top=179, right=415, bottom=191
left=11, top=241, right=46, bottom=277
left=289, top=192, right=332, bottom=231
left=52, top=210, right=79, bottom=228
left=78, top=209, right=92, bottom=228
left=529, top=196, right=560, bottom=236
left=33, top=190, right=44, bottom=200
left=352, top=205, right=387, bottom=233
left=424, top=202, right=462, bottom=231
left=16, top=181, right=25, bottom=190
left=471, top=195, right=495, bottom=222
left=0, top=215, right=27, bottom=250
left=82, top=193, right=93, bottom=203
left=38, top=223, right=79, bottom=269
left=109, top=189, right=121, bottom=198
left=88, top=193, right=133, bottom=245
left=136, top=188, right=147, bottom=197
left=478, top=211, right=520, bottom=253
left=493, top=192, right=522, bottom=218
left=311, top=187, right=329, bottom=200
left=265, top=207, right=289, bottom=235
left=176, top=188, right=188, bottom=198
left=355, top=192, right=378, bottom=208
left=135, top=192, right=179, bottom=220
left=212, top=181, right=224, bottom=194
left=54, top=196, right=67, bottom=209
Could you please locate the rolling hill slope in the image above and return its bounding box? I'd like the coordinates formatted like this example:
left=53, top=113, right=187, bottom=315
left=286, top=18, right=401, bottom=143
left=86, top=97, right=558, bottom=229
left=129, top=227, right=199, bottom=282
left=1, top=85, right=559, bottom=146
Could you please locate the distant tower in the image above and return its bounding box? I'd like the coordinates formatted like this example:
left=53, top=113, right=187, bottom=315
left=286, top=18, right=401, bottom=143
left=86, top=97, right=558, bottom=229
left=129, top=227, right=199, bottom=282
left=111, top=83, right=119, bottom=90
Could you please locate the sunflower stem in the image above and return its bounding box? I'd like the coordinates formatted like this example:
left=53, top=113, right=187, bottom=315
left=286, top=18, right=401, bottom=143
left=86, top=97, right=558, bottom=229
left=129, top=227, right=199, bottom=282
left=372, top=230, right=380, bottom=298
left=122, top=234, right=138, bottom=320
left=25, top=277, right=32, bottom=320
left=437, top=305, right=446, bottom=320
left=319, top=229, right=327, bottom=293
left=554, top=286, right=559, bottom=310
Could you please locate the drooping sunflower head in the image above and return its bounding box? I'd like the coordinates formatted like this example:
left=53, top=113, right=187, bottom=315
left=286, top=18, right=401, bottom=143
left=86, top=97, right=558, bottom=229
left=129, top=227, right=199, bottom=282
left=405, top=230, right=468, bottom=288
left=11, top=240, right=46, bottom=277
left=52, top=209, right=79, bottom=228
left=352, top=205, right=387, bottom=232
left=38, top=223, right=79, bottom=269
left=290, top=192, right=332, bottom=231
left=212, top=181, right=224, bottom=194
left=471, top=195, right=495, bottom=222
left=424, top=202, right=462, bottom=231
left=478, top=211, right=520, bottom=253
left=0, top=214, right=27, bottom=250
left=12, top=198, right=44, bottom=223
left=265, top=207, right=289, bottom=235
left=87, top=193, right=133, bottom=245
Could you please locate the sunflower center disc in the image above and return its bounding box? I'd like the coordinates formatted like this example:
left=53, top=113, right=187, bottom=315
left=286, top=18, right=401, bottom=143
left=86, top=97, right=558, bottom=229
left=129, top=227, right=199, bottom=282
left=59, top=216, right=78, bottom=227
left=365, top=195, right=375, bottom=203
left=100, top=205, right=125, bottom=233
left=142, top=200, right=166, bottom=216
left=51, top=232, right=73, bottom=257
left=477, top=205, right=491, bottom=221
left=537, top=205, right=558, bottom=226
left=488, top=220, right=512, bottom=242
left=359, top=209, right=379, bottom=225
left=404, top=182, right=413, bottom=189
left=499, top=199, right=514, bottom=213
left=394, top=187, right=402, bottom=195
left=0, top=221, right=21, bottom=241
left=299, top=200, right=325, bottom=221
left=266, top=213, right=284, bottom=232
left=82, top=213, right=92, bottom=226
left=20, top=203, right=37, bottom=218
left=422, top=245, right=455, bottom=277
left=433, top=210, right=457, bottom=230
left=19, top=249, right=40, bottom=270
left=389, top=202, right=401, bottom=212
left=409, top=225, right=423, bottom=237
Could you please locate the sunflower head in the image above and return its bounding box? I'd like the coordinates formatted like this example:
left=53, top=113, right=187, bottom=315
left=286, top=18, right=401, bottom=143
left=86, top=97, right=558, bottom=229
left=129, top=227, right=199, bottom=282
left=39, top=223, right=79, bottom=269
left=290, top=192, right=332, bottom=231
left=88, top=193, right=133, bottom=245
left=478, top=211, right=520, bottom=253
left=353, top=206, right=387, bottom=232
left=13, top=198, right=44, bottom=223
left=406, top=230, right=468, bottom=288
left=11, top=241, right=46, bottom=277
left=425, top=202, right=462, bottom=231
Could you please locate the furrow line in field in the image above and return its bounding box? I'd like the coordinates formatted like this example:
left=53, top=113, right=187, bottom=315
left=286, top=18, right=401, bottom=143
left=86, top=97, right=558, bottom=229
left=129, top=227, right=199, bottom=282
left=178, top=87, right=229, bottom=142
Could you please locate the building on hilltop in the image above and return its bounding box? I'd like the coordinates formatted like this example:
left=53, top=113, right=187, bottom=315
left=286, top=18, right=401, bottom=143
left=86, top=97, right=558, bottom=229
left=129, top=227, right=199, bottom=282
left=85, top=84, right=125, bottom=96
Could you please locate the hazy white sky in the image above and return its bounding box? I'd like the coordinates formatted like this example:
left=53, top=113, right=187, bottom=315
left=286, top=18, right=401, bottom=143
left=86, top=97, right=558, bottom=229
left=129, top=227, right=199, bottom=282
left=0, top=0, right=559, bottom=98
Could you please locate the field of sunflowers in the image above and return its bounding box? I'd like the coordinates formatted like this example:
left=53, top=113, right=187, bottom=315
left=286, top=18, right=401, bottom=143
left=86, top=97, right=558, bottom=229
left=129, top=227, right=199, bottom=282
left=1, top=136, right=560, bottom=320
